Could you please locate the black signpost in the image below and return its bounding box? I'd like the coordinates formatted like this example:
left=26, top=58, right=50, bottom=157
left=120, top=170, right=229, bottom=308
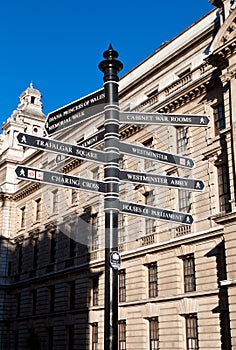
left=15, top=46, right=208, bottom=350
left=99, top=45, right=123, bottom=350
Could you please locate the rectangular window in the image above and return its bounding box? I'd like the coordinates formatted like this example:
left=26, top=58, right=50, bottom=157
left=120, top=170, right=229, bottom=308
left=32, top=289, right=37, bottom=315
left=213, top=103, right=225, bottom=135
left=33, top=238, right=38, bottom=270
left=16, top=293, right=21, bottom=317
left=177, top=127, right=188, bottom=153
left=179, top=189, right=191, bottom=212
left=143, top=138, right=153, bottom=168
left=149, top=317, right=159, bottom=350
left=91, top=213, right=99, bottom=251
left=69, top=281, right=75, bottom=310
left=186, top=314, right=199, bottom=350
left=183, top=254, right=196, bottom=293
left=17, top=244, right=23, bottom=275
left=217, top=163, right=231, bottom=213
left=92, top=277, right=99, bottom=306
left=67, top=325, right=74, bottom=350
left=92, top=323, right=98, bottom=350
left=52, top=189, right=58, bottom=213
left=50, top=231, right=56, bottom=264
left=20, top=206, right=26, bottom=227
left=71, top=189, right=77, bottom=204
left=14, top=330, right=18, bottom=350
left=35, top=198, right=41, bottom=221
left=69, top=236, right=76, bottom=259
left=47, top=327, right=53, bottom=350
left=119, top=269, right=126, bottom=302
left=92, top=167, right=99, bottom=180
left=118, top=320, right=126, bottom=350
left=145, top=190, right=155, bottom=234
left=49, top=286, right=55, bottom=312
left=118, top=214, right=126, bottom=243
left=148, top=263, right=158, bottom=298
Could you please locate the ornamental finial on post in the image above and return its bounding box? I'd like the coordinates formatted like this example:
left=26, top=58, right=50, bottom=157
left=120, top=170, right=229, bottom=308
left=98, top=44, right=123, bottom=83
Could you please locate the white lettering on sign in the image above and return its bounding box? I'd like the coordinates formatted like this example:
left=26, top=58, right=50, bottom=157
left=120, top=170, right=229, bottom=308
left=36, top=139, right=73, bottom=153
left=81, top=181, right=99, bottom=191
left=126, top=173, right=168, bottom=185
left=51, top=175, right=80, bottom=186
left=131, top=146, right=168, bottom=161
left=47, top=92, right=105, bottom=124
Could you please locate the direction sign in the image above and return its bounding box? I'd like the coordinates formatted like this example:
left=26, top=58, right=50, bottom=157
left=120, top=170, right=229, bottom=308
left=45, top=89, right=105, bottom=135
left=119, top=141, right=194, bottom=169
left=55, top=128, right=105, bottom=164
left=119, top=200, right=193, bottom=225
left=78, top=128, right=105, bottom=148
left=119, top=112, right=210, bottom=126
left=119, top=170, right=204, bottom=191
left=17, top=132, right=106, bottom=164
left=15, top=166, right=105, bottom=194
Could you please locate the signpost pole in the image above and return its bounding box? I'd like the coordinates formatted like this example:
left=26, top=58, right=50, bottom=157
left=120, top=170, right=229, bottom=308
left=99, top=45, right=123, bottom=350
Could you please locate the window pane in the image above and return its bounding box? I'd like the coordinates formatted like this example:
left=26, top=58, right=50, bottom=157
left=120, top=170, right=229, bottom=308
left=177, top=127, right=188, bottom=153
left=186, top=315, right=199, bottom=350
left=183, top=255, right=196, bottom=292
left=119, top=270, right=126, bottom=302
left=119, top=320, right=126, bottom=350
left=149, top=263, right=158, bottom=298
left=149, top=317, right=159, bottom=350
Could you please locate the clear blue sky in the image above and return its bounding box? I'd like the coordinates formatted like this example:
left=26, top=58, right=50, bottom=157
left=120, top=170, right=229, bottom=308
left=0, top=0, right=214, bottom=125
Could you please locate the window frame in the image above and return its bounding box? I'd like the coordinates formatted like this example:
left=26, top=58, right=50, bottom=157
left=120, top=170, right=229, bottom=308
left=183, top=254, right=196, bottom=293
left=185, top=314, right=199, bottom=350
left=148, top=262, right=158, bottom=298
left=149, top=317, right=159, bottom=350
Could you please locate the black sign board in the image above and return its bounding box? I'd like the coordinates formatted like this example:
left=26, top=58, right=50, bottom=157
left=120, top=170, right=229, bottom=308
left=55, top=128, right=105, bottom=164
left=45, top=89, right=105, bottom=135
left=15, top=166, right=105, bottom=194
left=17, top=132, right=106, bottom=164
left=119, top=200, right=193, bottom=225
left=120, top=112, right=210, bottom=126
left=119, top=170, right=204, bottom=191
left=119, top=141, right=194, bottom=169
left=78, top=128, right=105, bottom=148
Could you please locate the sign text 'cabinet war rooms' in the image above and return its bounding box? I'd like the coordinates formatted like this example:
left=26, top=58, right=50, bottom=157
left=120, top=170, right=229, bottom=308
left=15, top=45, right=209, bottom=350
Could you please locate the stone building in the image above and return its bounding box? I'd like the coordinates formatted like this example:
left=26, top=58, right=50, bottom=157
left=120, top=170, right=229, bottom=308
left=0, top=0, right=236, bottom=349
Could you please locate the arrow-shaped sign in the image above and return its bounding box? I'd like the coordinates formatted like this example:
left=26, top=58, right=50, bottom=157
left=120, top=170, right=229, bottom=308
left=119, top=170, right=204, bottom=191
left=120, top=112, right=210, bottom=126
left=16, top=132, right=106, bottom=164
left=15, top=166, right=105, bottom=194
left=45, top=89, right=105, bottom=135
left=119, top=200, right=193, bottom=225
left=119, top=141, right=194, bottom=169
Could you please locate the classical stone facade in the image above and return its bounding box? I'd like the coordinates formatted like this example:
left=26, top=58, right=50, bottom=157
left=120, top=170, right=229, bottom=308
left=0, top=1, right=236, bottom=349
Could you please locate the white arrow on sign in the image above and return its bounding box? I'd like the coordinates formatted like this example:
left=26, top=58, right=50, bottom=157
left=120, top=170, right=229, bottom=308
left=119, top=112, right=210, bottom=126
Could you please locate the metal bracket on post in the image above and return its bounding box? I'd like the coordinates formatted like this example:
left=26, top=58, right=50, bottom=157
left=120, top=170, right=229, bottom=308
left=99, top=45, right=123, bottom=350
